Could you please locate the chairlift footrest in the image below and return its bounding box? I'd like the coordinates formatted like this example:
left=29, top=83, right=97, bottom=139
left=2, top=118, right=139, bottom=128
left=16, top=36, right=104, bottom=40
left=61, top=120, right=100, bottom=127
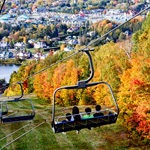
left=53, top=115, right=117, bottom=133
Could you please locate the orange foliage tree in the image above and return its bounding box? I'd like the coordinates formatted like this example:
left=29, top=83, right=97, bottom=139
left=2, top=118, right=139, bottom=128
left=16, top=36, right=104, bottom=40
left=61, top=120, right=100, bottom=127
left=118, top=56, right=150, bottom=144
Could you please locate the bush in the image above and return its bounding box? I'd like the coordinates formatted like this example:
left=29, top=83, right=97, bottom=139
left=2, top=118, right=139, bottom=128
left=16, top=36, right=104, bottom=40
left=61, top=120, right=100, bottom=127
left=127, top=101, right=150, bottom=145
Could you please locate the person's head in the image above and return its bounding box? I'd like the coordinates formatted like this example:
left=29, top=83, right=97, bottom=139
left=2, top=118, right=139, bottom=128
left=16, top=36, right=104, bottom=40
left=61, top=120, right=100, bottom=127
left=95, top=105, right=101, bottom=111
left=66, top=113, right=71, bottom=121
left=85, top=107, right=91, bottom=115
left=72, top=106, right=79, bottom=114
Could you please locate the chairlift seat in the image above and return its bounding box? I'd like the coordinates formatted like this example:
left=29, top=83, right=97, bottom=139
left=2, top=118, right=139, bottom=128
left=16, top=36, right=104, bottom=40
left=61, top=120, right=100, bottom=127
left=53, top=114, right=117, bottom=133
left=1, top=98, right=35, bottom=123
left=1, top=114, right=35, bottom=123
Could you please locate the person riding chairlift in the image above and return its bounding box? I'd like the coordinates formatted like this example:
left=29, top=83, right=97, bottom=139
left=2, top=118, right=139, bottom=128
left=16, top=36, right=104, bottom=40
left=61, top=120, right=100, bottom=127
left=93, top=105, right=104, bottom=117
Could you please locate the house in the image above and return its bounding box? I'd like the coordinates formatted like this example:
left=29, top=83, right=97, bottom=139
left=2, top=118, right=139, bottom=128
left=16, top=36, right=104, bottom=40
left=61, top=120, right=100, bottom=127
left=15, top=51, right=32, bottom=59
left=34, top=42, right=47, bottom=49
left=51, top=38, right=61, bottom=41
left=67, top=39, right=78, bottom=45
left=33, top=52, right=48, bottom=60
left=14, top=42, right=26, bottom=50
left=0, top=42, right=10, bottom=50
left=0, top=51, right=5, bottom=59
left=0, top=51, right=13, bottom=59
left=17, top=14, right=30, bottom=21
left=15, top=51, right=23, bottom=59
left=0, top=13, right=16, bottom=20
left=4, top=51, right=13, bottom=59
left=66, top=36, right=72, bottom=40
left=67, top=27, right=79, bottom=32
left=40, top=53, right=49, bottom=60
left=24, top=51, right=32, bottom=58
left=64, top=47, right=74, bottom=52
left=107, top=9, right=123, bottom=15
left=33, top=7, right=48, bottom=13
left=28, top=39, right=36, bottom=44
left=87, top=31, right=96, bottom=37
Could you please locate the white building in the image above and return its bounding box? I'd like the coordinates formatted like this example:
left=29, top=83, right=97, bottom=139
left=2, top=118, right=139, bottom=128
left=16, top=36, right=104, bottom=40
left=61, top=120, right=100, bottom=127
left=28, top=39, right=36, bottom=44
left=67, top=39, right=78, bottom=45
left=87, top=31, right=96, bottom=37
left=0, top=51, right=13, bottom=59
left=0, top=42, right=10, bottom=49
left=34, top=42, right=47, bottom=49
left=64, top=47, right=74, bottom=52
left=14, top=42, right=26, bottom=50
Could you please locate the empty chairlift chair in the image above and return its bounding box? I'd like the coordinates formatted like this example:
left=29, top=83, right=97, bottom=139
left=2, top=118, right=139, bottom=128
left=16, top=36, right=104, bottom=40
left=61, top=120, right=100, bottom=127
left=0, top=82, right=35, bottom=123
left=52, top=48, right=119, bottom=133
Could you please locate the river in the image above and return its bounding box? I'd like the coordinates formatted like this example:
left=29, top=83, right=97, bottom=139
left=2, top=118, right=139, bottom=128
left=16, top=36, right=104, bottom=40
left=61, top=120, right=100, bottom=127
left=0, top=64, right=20, bottom=83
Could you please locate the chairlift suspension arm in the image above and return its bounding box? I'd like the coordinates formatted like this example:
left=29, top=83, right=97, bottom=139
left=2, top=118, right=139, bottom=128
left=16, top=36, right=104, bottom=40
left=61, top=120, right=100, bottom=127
left=81, top=49, right=94, bottom=83
left=14, top=82, right=23, bottom=101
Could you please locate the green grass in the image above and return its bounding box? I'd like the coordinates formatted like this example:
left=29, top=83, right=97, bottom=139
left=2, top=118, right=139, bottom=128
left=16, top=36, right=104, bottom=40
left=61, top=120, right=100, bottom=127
left=0, top=97, right=141, bottom=150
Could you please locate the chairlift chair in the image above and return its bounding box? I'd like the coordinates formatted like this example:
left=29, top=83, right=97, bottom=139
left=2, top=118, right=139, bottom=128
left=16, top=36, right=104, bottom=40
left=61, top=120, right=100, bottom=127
left=52, top=48, right=119, bottom=133
left=0, top=82, right=35, bottom=123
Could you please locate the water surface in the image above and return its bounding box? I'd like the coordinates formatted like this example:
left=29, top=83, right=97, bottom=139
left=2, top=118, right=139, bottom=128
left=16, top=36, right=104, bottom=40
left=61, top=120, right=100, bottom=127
left=0, top=65, right=20, bottom=83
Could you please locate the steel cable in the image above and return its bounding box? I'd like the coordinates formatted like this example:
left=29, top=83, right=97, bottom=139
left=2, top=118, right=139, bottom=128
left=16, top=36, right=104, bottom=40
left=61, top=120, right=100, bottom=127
left=0, top=121, right=46, bottom=150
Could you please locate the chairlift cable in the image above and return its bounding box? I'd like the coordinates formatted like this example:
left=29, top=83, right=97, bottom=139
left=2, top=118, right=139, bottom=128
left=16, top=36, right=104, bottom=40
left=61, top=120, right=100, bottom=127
left=0, top=121, right=46, bottom=150
left=0, top=6, right=150, bottom=93
left=0, top=122, right=31, bottom=142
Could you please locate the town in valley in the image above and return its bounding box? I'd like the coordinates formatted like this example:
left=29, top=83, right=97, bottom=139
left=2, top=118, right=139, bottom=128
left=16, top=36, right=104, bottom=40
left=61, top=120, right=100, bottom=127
left=0, top=0, right=148, bottom=61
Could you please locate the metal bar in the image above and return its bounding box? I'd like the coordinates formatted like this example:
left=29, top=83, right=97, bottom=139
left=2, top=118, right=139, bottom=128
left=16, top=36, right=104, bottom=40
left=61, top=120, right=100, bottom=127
left=0, top=122, right=31, bottom=142
left=6, top=111, right=18, bottom=117
left=56, top=109, right=117, bottom=122
left=83, top=51, right=94, bottom=83
left=0, top=121, right=46, bottom=150
left=14, top=82, right=23, bottom=101
left=85, top=81, right=119, bottom=115
left=52, top=85, right=78, bottom=125
left=0, top=0, right=6, bottom=13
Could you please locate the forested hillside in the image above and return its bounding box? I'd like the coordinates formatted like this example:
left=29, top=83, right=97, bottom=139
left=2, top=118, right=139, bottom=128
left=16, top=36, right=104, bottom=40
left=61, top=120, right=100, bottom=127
left=3, top=14, right=150, bottom=147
